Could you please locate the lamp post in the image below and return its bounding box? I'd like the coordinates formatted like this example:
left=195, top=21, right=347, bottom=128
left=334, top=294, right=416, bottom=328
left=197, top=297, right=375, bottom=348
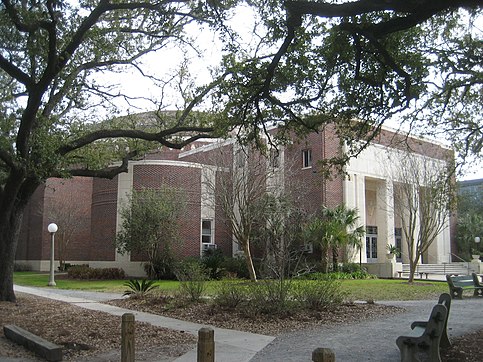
left=476, top=236, right=481, bottom=253
left=47, top=223, right=58, bottom=286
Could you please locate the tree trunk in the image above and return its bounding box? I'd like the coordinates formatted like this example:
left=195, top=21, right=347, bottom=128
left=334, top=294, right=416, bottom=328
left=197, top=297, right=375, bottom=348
left=0, top=175, right=39, bottom=302
left=332, top=248, right=339, bottom=272
left=241, top=240, right=257, bottom=282
left=0, top=210, right=24, bottom=302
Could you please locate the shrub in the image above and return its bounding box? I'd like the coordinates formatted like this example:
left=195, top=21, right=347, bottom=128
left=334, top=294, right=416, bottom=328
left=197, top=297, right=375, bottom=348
left=123, top=279, right=158, bottom=297
left=175, top=259, right=208, bottom=302
left=222, top=257, right=250, bottom=279
left=201, top=248, right=225, bottom=280
left=296, top=270, right=376, bottom=280
left=144, top=250, right=177, bottom=280
left=14, top=263, right=32, bottom=272
left=67, top=265, right=125, bottom=280
left=213, top=281, right=248, bottom=309
left=340, top=262, right=364, bottom=273
left=242, top=280, right=295, bottom=317
left=293, top=280, right=347, bottom=310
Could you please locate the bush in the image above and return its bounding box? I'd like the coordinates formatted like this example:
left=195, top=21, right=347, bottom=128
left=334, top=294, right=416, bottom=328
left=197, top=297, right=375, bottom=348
left=213, top=281, right=248, bottom=309
left=14, top=263, right=32, bottom=272
left=201, top=248, right=225, bottom=280
left=67, top=265, right=125, bottom=280
left=123, top=279, right=158, bottom=297
left=175, top=259, right=208, bottom=302
left=222, top=257, right=250, bottom=279
left=296, top=270, right=376, bottom=280
left=241, top=280, right=295, bottom=317
left=293, top=280, right=347, bottom=310
left=340, top=262, right=363, bottom=273
left=144, top=250, right=177, bottom=280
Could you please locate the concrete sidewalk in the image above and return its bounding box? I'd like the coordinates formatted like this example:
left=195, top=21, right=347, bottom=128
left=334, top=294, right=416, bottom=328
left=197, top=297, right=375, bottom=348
left=7, top=285, right=275, bottom=362
left=4, top=286, right=483, bottom=361
left=251, top=297, right=483, bottom=361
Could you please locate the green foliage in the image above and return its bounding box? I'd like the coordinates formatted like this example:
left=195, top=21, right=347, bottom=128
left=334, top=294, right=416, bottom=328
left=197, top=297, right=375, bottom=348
left=386, top=244, right=401, bottom=257
left=296, top=270, right=377, bottom=280
left=13, top=263, right=32, bottom=272
left=456, top=213, right=483, bottom=260
left=201, top=248, right=226, bottom=280
left=123, top=279, right=158, bottom=297
left=212, top=278, right=346, bottom=316
left=243, top=280, right=294, bottom=316
left=292, top=280, right=347, bottom=310
left=213, top=281, right=248, bottom=309
left=221, top=257, right=250, bottom=279
left=305, top=205, right=365, bottom=272
left=144, top=249, right=178, bottom=280
left=116, top=187, right=185, bottom=277
left=67, top=266, right=126, bottom=280
left=252, top=194, right=309, bottom=279
left=175, top=259, right=209, bottom=302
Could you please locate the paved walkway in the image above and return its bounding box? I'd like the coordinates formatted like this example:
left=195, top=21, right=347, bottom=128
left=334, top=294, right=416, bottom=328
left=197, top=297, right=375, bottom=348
left=6, top=285, right=274, bottom=362
left=2, top=285, right=483, bottom=361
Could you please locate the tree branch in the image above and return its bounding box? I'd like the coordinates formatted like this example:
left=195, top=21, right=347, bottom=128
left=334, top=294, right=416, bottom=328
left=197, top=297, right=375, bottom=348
left=57, top=126, right=215, bottom=155
left=63, top=150, right=138, bottom=179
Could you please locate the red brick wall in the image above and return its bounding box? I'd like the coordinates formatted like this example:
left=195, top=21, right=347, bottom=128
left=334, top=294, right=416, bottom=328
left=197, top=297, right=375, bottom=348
left=43, top=178, right=93, bottom=261
left=372, top=127, right=453, bottom=161
left=90, top=177, right=118, bottom=261
left=284, top=130, right=341, bottom=214
left=132, top=164, right=202, bottom=259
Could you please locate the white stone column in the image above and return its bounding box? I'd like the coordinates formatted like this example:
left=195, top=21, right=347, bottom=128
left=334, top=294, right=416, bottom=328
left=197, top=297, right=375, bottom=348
left=376, top=180, right=395, bottom=263
left=116, top=163, right=134, bottom=264
left=343, top=173, right=366, bottom=263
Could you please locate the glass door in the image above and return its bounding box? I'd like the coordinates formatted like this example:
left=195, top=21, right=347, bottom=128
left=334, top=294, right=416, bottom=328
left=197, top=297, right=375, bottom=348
left=366, top=226, right=378, bottom=263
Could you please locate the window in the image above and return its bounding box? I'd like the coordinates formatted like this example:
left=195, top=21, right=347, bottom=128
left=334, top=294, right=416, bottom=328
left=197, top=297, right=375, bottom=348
left=302, top=149, right=312, bottom=168
left=201, top=220, right=213, bottom=244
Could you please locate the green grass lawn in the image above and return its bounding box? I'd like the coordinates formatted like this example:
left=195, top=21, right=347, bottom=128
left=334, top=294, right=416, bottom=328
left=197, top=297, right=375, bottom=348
left=14, top=272, right=448, bottom=301
left=340, top=279, right=448, bottom=301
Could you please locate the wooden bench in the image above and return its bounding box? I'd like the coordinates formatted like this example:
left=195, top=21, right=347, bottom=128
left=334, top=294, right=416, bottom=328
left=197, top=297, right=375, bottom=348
left=396, top=302, right=448, bottom=362
left=3, top=324, right=63, bottom=361
left=446, top=273, right=483, bottom=299
left=409, top=293, right=451, bottom=348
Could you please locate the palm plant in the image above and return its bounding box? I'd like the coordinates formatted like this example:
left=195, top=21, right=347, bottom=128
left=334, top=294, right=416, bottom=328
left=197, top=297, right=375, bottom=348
left=305, top=205, right=364, bottom=272
left=123, top=279, right=158, bottom=297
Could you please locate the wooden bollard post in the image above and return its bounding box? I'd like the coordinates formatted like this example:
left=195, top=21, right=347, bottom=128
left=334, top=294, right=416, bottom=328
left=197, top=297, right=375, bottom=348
left=197, top=327, right=214, bottom=362
left=121, top=313, right=135, bottom=362
left=312, top=347, right=335, bottom=362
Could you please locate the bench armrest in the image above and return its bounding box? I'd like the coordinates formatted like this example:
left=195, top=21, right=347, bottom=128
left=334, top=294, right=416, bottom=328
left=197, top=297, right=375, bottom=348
left=410, top=321, right=427, bottom=329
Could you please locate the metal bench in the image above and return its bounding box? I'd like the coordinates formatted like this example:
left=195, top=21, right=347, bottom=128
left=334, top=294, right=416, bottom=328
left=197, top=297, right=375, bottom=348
left=396, top=301, right=448, bottom=362
left=409, top=293, right=451, bottom=348
left=446, top=273, right=483, bottom=299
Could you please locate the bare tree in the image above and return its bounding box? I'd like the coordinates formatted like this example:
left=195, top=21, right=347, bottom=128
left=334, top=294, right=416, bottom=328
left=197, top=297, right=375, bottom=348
left=391, top=154, right=455, bottom=283
left=44, top=181, right=90, bottom=271
left=199, top=142, right=288, bottom=281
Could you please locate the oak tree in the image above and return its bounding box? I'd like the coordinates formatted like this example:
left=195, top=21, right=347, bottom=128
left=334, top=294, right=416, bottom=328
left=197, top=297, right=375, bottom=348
left=0, top=0, right=229, bottom=302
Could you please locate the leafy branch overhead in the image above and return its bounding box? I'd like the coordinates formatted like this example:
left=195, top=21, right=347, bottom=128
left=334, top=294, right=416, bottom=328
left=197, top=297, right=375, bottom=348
left=218, top=0, right=482, bottom=164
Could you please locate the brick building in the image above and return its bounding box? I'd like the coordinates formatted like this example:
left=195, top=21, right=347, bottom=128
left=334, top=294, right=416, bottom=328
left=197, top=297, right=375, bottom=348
left=15, top=123, right=455, bottom=277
